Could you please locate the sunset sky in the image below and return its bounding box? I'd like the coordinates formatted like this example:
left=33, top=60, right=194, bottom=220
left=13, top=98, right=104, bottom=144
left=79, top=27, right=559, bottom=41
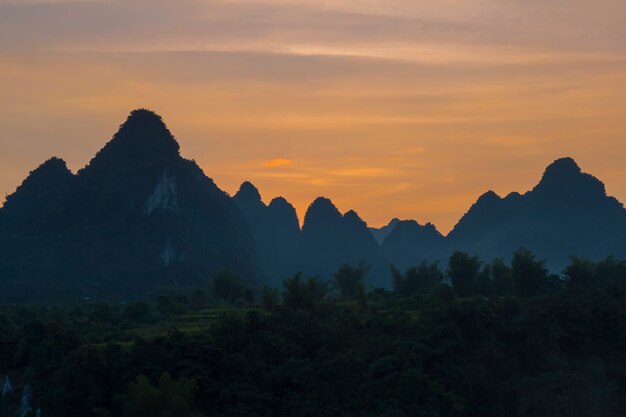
left=1, top=0, right=625, bottom=233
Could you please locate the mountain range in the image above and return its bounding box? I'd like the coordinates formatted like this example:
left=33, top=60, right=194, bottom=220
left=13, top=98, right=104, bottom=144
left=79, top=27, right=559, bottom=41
left=1, top=109, right=625, bottom=301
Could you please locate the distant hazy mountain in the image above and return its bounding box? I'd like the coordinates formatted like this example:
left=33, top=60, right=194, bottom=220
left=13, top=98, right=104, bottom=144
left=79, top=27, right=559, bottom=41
left=369, top=218, right=400, bottom=245
left=233, top=181, right=300, bottom=285
left=447, top=157, right=626, bottom=269
left=0, top=109, right=258, bottom=302
left=298, top=197, right=390, bottom=288
left=381, top=220, right=448, bottom=271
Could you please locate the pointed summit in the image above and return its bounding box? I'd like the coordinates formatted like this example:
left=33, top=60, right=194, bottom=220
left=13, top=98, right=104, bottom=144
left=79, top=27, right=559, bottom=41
left=268, top=197, right=300, bottom=230
left=532, top=157, right=606, bottom=202
left=3, top=157, right=73, bottom=212
left=343, top=209, right=366, bottom=227
left=302, top=197, right=342, bottom=231
left=234, top=181, right=263, bottom=207
left=543, top=157, right=581, bottom=177
left=82, top=109, right=180, bottom=174
left=476, top=190, right=501, bottom=204
left=381, top=219, right=447, bottom=269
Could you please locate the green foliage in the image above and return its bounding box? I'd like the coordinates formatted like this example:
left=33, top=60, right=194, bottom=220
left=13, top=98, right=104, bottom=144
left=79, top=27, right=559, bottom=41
left=122, top=302, right=155, bottom=324
left=1, top=253, right=625, bottom=417
left=122, top=373, right=203, bottom=417
left=491, top=258, right=514, bottom=296
left=260, top=286, right=279, bottom=309
left=282, top=273, right=328, bottom=310
left=333, top=262, right=370, bottom=298
left=475, top=265, right=494, bottom=296
left=392, top=261, right=444, bottom=297
left=512, top=248, right=549, bottom=297
left=156, top=295, right=184, bottom=316
left=447, top=251, right=481, bottom=297
left=189, top=289, right=208, bottom=310
left=212, top=269, right=248, bottom=302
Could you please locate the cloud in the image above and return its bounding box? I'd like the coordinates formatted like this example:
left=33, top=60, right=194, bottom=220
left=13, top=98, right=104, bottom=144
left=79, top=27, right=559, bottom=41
left=263, top=158, right=293, bottom=167
left=0, top=0, right=625, bottom=233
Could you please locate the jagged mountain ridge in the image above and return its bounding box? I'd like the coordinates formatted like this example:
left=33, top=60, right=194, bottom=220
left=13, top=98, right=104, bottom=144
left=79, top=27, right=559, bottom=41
left=234, top=189, right=392, bottom=288
left=298, top=197, right=390, bottom=288
left=383, top=157, right=626, bottom=271
left=369, top=218, right=400, bottom=245
left=1, top=109, right=624, bottom=301
left=446, top=157, right=626, bottom=269
left=0, top=109, right=258, bottom=302
left=233, top=181, right=300, bottom=285
left=381, top=220, right=447, bottom=271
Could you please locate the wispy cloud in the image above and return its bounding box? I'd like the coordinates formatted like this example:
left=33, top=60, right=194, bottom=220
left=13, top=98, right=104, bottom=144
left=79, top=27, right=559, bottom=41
left=0, top=0, right=625, bottom=232
left=263, top=158, right=293, bottom=167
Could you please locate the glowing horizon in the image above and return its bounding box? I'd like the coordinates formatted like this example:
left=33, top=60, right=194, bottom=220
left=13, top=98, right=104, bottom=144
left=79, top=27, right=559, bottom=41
left=1, top=0, right=625, bottom=233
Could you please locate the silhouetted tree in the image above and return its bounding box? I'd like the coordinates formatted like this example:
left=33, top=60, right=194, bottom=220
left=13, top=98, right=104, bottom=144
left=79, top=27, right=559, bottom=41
left=491, top=258, right=514, bottom=296
left=122, top=373, right=203, bottom=417
left=121, top=302, right=154, bottom=324
left=334, top=262, right=370, bottom=298
left=512, top=248, right=548, bottom=297
left=475, top=265, right=494, bottom=297
left=156, top=295, right=181, bottom=316
left=212, top=269, right=246, bottom=302
left=261, top=286, right=279, bottom=310
left=189, top=289, right=208, bottom=310
left=447, top=251, right=481, bottom=297
left=596, top=257, right=626, bottom=288
left=356, top=282, right=368, bottom=312
left=565, top=257, right=598, bottom=290
left=392, top=261, right=444, bottom=297
left=282, top=273, right=328, bottom=311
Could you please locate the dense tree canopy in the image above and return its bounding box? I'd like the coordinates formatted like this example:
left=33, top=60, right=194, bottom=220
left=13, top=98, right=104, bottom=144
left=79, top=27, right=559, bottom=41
left=0, top=253, right=625, bottom=417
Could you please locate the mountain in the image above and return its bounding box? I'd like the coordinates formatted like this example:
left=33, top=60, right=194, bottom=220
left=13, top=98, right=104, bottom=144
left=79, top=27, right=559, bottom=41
left=381, top=220, right=448, bottom=271
left=447, top=157, right=626, bottom=269
left=233, top=181, right=300, bottom=285
left=370, top=218, right=400, bottom=245
left=298, top=197, right=390, bottom=288
left=0, top=109, right=258, bottom=302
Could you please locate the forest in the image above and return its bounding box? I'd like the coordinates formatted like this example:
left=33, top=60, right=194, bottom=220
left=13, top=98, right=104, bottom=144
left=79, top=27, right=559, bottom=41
left=1, top=249, right=626, bottom=417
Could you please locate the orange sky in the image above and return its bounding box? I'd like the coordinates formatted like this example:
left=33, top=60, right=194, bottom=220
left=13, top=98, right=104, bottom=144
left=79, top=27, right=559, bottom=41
left=1, top=0, right=625, bottom=233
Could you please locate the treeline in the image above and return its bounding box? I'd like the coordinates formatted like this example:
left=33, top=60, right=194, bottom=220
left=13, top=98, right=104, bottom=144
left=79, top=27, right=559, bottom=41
left=207, top=249, right=626, bottom=307
left=0, top=251, right=625, bottom=417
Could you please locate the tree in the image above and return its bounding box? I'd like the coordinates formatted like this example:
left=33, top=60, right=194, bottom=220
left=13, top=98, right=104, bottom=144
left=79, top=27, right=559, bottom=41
left=122, top=302, right=154, bottom=323
left=475, top=265, right=494, bottom=297
left=596, top=257, right=626, bottom=289
left=122, top=373, right=203, bottom=417
left=189, top=289, right=208, bottom=310
left=392, top=261, right=444, bottom=297
left=212, top=269, right=246, bottom=302
left=334, top=262, right=370, bottom=298
left=261, top=286, right=279, bottom=310
left=447, top=251, right=481, bottom=297
left=491, top=258, right=513, bottom=296
left=282, top=273, right=328, bottom=311
left=512, top=248, right=548, bottom=297
left=565, top=257, right=598, bottom=290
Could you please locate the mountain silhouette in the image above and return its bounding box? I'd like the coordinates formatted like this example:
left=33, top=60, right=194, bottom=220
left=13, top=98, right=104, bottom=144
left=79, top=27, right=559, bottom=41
left=233, top=181, right=300, bottom=285
left=369, top=218, right=400, bottom=244
left=381, top=220, right=447, bottom=271
left=1, top=110, right=624, bottom=303
left=0, top=109, right=258, bottom=302
left=447, top=157, right=626, bottom=269
left=299, top=197, right=390, bottom=288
